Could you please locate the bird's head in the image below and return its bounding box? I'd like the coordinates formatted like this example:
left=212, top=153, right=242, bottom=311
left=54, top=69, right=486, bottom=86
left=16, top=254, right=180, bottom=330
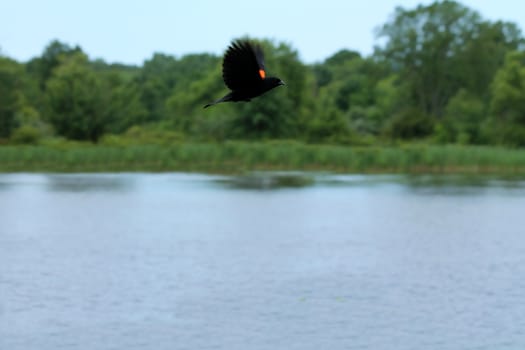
left=265, top=77, right=285, bottom=89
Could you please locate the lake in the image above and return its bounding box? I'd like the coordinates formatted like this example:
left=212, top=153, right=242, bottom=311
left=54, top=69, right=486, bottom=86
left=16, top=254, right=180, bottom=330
left=1, top=172, right=525, bottom=350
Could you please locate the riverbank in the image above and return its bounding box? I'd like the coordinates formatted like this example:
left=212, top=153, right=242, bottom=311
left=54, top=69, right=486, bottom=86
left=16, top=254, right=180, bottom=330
left=1, top=142, right=525, bottom=174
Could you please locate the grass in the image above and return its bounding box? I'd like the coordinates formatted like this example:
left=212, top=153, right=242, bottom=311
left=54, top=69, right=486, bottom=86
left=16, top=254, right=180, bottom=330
left=1, top=141, right=525, bottom=174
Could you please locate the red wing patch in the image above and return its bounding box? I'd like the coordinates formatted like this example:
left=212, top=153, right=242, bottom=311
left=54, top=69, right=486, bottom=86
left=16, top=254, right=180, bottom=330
left=258, top=69, right=266, bottom=79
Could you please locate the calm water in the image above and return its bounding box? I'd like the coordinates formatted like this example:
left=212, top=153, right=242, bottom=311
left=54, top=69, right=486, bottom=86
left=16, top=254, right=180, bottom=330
left=1, top=173, right=525, bottom=350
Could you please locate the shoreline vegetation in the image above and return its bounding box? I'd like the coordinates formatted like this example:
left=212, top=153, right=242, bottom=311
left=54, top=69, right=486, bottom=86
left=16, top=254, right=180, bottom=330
left=2, top=142, right=525, bottom=175
left=3, top=2, right=525, bottom=170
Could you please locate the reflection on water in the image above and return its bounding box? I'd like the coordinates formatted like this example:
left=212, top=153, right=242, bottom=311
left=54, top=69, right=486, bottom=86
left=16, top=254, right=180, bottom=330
left=217, top=171, right=315, bottom=189
left=45, top=174, right=134, bottom=192
left=215, top=172, right=525, bottom=193
left=1, top=172, right=525, bottom=350
left=2, top=172, right=525, bottom=193
left=312, top=173, right=525, bottom=196
left=0, top=173, right=134, bottom=193
left=403, top=173, right=525, bottom=189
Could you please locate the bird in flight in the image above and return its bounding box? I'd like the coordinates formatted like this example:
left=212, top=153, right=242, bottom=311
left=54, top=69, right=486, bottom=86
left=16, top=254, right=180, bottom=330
left=204, top=40, right=285, bottom=108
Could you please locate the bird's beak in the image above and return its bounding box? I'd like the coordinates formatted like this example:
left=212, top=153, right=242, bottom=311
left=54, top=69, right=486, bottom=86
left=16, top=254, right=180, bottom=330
left=279, top=80, right=286, bottom=86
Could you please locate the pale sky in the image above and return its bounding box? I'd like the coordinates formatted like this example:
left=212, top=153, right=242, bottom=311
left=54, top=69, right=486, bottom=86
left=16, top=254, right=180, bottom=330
left=1, top=0, right=523, bottom=65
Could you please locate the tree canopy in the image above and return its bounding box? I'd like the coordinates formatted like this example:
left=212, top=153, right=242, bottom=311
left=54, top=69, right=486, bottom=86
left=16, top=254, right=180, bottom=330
left=1, top=0, right=524, bottom=147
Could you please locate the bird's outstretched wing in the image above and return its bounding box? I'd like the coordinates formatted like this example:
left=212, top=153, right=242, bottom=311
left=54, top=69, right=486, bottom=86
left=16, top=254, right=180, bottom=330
left=222, top=40, right=266, bottom=91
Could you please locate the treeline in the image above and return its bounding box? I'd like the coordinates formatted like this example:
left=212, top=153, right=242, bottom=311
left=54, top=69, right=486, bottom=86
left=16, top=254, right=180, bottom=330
left=1, top=0, right=525, bottom=147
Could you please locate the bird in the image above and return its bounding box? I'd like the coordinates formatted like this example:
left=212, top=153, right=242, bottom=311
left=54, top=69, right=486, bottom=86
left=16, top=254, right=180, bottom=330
left=204, top=40, right=285, bottom=108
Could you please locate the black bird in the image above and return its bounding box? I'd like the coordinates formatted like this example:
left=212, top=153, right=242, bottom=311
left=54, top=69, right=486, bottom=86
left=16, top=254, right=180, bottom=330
left=204, top=40, right=285, bottom=108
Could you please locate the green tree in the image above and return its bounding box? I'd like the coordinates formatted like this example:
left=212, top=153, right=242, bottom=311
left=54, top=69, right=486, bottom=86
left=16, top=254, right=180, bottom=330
left=166, top=65, right=225, bottom=136
left=137, top=53, right=220, bottom=124
left=306, top=104, right=352, bottom=143
left=0, top=57, right=23, bottom=138
left=457, top=21, right=524, bottom=98
left=488, top=51, right=525, bottom=146
left=374, top=74, right=406, bottom=124
left=45, top=53, right=109, bottom=142
left=383, top=107, right=434, bottom=139
left=375, top=0, right=522, bottom=118
left=440, top=89, right=486, bottom=144
left=376, top=1, right=477, bottom=117
left=136, top=53, right=178, bottom=123
left=27, top=40, right=83, bottom=90
left=106, top=81, right=149, bottom=133
left=313, top=50, right=362, bottom=90
left=315, top=51, right=369, bottom=111
left=312, top=50, right=389, bottom=138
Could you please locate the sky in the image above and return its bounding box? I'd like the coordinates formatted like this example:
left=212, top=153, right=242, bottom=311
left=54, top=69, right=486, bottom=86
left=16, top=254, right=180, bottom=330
left=1, top=0, right=524, bottom=65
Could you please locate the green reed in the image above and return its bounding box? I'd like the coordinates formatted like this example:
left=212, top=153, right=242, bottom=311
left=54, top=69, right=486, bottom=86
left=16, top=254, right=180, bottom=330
left=1, top=142, right=525, bottom=174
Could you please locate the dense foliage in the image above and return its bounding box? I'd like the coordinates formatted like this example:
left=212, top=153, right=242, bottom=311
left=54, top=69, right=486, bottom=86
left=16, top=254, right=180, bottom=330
left=1, top=1, right=525, bottom=147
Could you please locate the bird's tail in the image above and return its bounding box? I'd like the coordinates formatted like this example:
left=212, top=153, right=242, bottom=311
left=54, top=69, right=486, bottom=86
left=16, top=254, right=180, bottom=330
left=203, top=93, right=233, bottom=109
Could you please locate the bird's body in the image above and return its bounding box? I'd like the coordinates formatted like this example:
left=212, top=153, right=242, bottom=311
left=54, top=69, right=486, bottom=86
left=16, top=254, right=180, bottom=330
left=204, top=40, right=284, bottom=108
